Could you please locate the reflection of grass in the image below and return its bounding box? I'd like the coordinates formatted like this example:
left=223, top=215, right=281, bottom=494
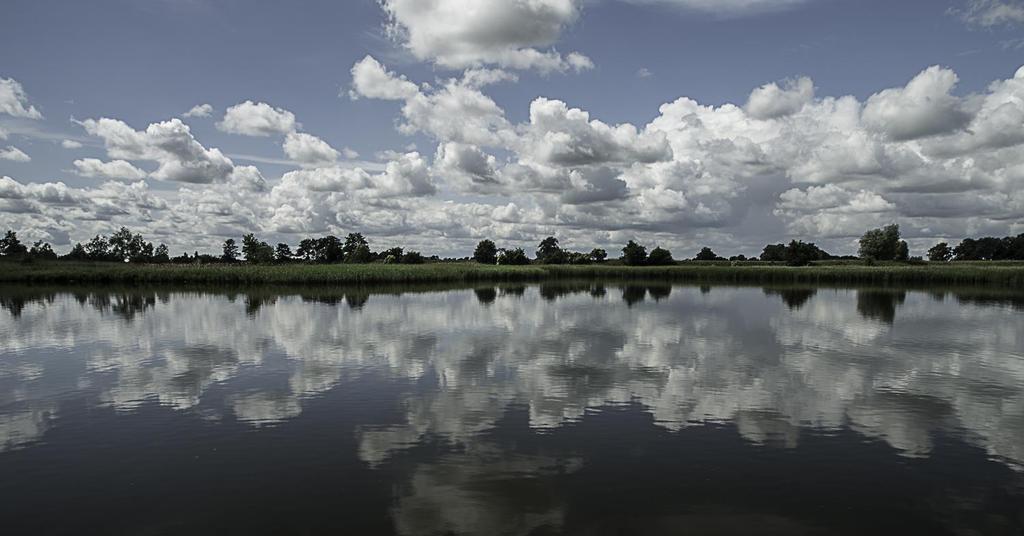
left=1, top=260, right=1023, bottom=287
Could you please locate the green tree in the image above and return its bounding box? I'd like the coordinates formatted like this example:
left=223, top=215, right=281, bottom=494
left=473, top=239, right=498, bottom=264
left=647, top=247, right=674, bottom=266
left=153, top=244, right=170, bottom=263
left=346, top=244, right=373, bottom=264
left=694, top=247, right=720, bottom=261
left=108, top=227, right=139, bottom=261
left=64, top=243, right=88, bottom=261
left=402, top=250, right=425, bottom=264
left=242, top=234, right=275, bottom=263
left=343, top=233, right=368, bottom=258
left=29, top=240, right=58, bottom=260
left=381, top=247, right=404, bottom=264
left=621, top=240, right=647, bottom=266
left=297, top=238, right=317, bottom=261
left=85, top=235, right=111, bottom=261
left=0, top=230, right=29, bottom=256
left=896, top=240, right=910, bottom=261
left=497, top=247, right=530, bottom=265
left=297, top=236, right=343, bottom=263
left=535, top=236, right=565, bottom=264
left=221, top=239, right=239, bottom=263
left=589, top=248, right=607, bottom=262
left=859, top=224, right=902, bottom=261
left=927, top=242, right=952, bottom=262
left=275, top=243, right=293, bottom=262
left=784, top=240, right=825, bottom=267
left=760, top=244, right=787, bottom=262
left=566, top=251, right=591, bottom=264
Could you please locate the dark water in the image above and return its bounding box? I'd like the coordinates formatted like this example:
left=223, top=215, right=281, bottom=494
left=1, top=283, right=1023, bottom=535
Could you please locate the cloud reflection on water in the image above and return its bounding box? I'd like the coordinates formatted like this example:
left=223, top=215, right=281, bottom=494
left=1, top=284, right=1022, bottom=474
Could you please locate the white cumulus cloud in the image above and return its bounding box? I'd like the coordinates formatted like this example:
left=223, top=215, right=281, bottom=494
left=746, top=77, right=814, bottom=120
left=283, top=132, right=340, bottom=168
left=73, top=158, right=148, bottom=181
left=80, top=117, right=238, bottom=183
left=183, top=103, right=214, bottom=118
left=379, top=0, right=592, bottom=72
left=217, top=101, right=297, bottom=136
left=862, top=66, right=973, bottom=141
left=0, top=78, right=42, bottom=119
left=0, top=146, right=30, bottom=162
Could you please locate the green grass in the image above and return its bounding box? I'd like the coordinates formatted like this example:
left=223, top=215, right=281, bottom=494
left=2, top=260, right=1023, bottom=288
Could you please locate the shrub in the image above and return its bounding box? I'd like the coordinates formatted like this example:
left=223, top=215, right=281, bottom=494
left=497, top=248, right=530, bottom=265
left=647, top=247, right=675, bottom=266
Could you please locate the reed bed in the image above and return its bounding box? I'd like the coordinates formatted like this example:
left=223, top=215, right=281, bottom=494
left=2, top=260, right=1023, bottom=288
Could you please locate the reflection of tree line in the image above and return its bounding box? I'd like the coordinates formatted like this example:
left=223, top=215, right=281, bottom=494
left=0, top=290, right=159, bottom=320
left=763, top=288, right=818, bottom=310
left=3, top=285, right=1024, bottom=322
left=473, top=283, right=672, bottom=307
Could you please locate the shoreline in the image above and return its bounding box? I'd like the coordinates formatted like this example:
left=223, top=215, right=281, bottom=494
left=2, top=260, right=1023, bottom=288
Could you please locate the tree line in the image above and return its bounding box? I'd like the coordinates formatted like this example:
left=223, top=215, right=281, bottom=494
left=3, top=224, right=1023, bottom=265
left=926, top=234, right=1024, bottom=262
left=0, top=228, right=428, bottom=265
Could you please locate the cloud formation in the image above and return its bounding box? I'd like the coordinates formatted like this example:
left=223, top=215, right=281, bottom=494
left=217, top=101, right=297, bottom=136
left=0, top=78, right=42, bottom=119
left=956, top=0, right=1024, bottom=27
left=79, top=117, right=243, bottom=184
left=4, top=56, right=1024, bottom=259
left=283, top=132, right=340, bottom=168
left=0, top=146, right=30, bottom=162
left=73, top=158, right=148, bottom=181
left=379, top=0, right=592, bottom=72
left=183, top=103, right=214, bottom=118
left=624, top=0, right=812, bottom=15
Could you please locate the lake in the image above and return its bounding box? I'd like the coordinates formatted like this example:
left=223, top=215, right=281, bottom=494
left=1, top=283, right=1023, bottom=535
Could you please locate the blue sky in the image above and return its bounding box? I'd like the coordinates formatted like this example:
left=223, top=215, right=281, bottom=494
left=1, top=0, right=1023, bottom=256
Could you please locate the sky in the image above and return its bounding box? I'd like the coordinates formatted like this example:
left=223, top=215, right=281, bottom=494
left=1, top=0, right=1023, bottom=258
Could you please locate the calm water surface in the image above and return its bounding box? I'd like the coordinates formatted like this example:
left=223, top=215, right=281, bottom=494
left=1, top=283, right=1023, bottom=535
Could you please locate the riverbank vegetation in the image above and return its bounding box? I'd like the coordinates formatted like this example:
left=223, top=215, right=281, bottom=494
left=2, top=225, right=1023, bottom=287
left=2, top=259, right=1022, bottom=287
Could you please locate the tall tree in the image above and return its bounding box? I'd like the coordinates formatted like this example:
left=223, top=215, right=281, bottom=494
left=85, top=235, right=111, bottom=261
left=153, top=244, right=170, bottom=263
left=222, top=239, right=239, bottom=263
left=346, top=244, right=373, bottom=264
left=297, top=236, right=343, bottom=263
left=65, top=243, right=88, bottom=261
left=927, top=242, right=952, bottom=262
left=535, top=236, right=565, bottom=264
left=473, top=239, right=498, bottom=264
left=621, top=240, right=647, bottom=266
left=108, top=227, right=137, bottom=261
left=242, top=234, right=275, bottom=263
left=0, top=231, right=28, bottom=256
left=859, top=224, right=903, bottom=261
left=760, top=244, right=787, bottom=262
left=343, top=233, right=368, bottom=258
left=29, top=240, right=57, bottom=260
left=275, top=243, right=293, bottom=262
left=784, top=240, right=826, bottom=266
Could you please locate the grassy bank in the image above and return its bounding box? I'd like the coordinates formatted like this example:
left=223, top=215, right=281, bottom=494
left=2, top=260, right=1023, bottom=288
